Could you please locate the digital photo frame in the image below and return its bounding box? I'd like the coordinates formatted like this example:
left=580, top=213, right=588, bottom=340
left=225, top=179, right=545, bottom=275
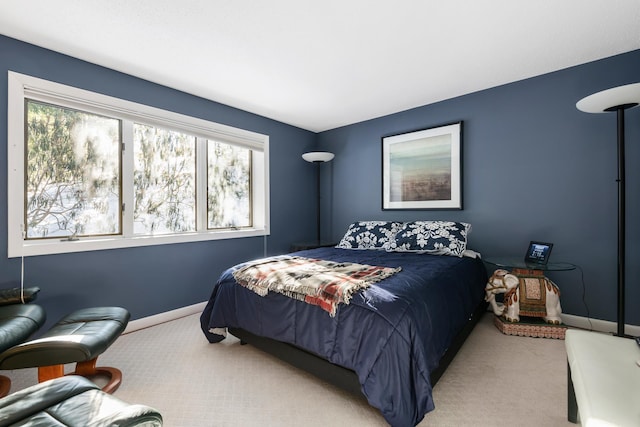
left=524, top=241, right=553, bottom=265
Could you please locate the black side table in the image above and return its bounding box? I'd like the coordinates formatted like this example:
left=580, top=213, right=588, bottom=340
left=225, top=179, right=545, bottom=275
left=290, top=241, right=337, bottom=252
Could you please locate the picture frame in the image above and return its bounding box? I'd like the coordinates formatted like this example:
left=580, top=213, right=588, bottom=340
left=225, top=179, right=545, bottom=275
left=382, top=121, right=462, bottom=210
left=524, top=241, right=554, bottom=265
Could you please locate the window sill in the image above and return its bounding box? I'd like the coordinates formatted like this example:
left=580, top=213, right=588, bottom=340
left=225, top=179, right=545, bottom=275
left=10, top=228, right=268, bottom=258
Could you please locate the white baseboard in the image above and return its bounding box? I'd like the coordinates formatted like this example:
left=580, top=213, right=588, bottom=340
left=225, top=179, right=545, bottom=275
left=123, top=301, right=207, bottom=334
left=561, top=313, right=640, bottom=336
left=123, top=302, right=640, bottom=338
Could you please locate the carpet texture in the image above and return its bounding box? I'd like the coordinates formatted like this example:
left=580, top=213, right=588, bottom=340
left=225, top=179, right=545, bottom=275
left=2, top=312, right=573, bottom=426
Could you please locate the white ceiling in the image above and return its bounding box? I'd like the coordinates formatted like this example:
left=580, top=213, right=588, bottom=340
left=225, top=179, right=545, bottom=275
left=1, top=1, right=639, bottom=132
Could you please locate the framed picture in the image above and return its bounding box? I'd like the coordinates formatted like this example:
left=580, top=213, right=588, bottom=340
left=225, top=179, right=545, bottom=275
left=524, top=241, right=554, bottom=265
left=382, top=121, right=462, bottom=210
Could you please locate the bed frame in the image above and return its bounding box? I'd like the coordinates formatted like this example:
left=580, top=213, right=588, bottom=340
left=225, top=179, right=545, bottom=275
left=229, top=299, right=488, bottom=397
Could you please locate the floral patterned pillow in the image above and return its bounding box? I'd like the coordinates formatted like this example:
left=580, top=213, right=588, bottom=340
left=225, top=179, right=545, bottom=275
left=336, top=221, right=403, bottom=250
left=387, top=221, right=471, bottom=257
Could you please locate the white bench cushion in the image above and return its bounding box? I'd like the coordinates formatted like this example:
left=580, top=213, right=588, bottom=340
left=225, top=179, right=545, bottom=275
left=565, top=329, right=640, bottom=426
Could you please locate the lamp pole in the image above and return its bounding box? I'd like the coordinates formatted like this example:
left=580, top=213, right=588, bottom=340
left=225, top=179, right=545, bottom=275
left=302, top=151, right=335, bottom=246
left=314, top=160, right=322, bottom=244
left=614, top=106, right=626, bottom=337
left=608, top=103, right=637, bottom=336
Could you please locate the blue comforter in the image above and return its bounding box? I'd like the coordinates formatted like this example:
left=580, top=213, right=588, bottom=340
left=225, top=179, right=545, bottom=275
left=200, top=247, right=487, bottom=426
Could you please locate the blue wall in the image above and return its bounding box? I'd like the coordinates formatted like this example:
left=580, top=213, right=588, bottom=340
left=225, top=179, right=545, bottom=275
left=0, top=35, right=319, bottom=329
left=318, top=49, right=640, bottom=327
left=2, top=34, right=639, bottom=330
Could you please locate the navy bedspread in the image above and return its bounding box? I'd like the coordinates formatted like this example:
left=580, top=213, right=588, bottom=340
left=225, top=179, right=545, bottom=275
left=200, top=247, right=487, bottom=426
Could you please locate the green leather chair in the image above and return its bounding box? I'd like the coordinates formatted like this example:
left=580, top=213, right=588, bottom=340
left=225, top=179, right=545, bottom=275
left=0, top=287, right=130, bottom=397
left=0, top=287, right=162, bottom=426
left=0, top=375, right=163, bottom=426
left=0, top=286, right=44, bottom=397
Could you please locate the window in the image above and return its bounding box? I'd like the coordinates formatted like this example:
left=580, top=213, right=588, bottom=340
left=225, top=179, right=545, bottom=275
left=207, top=140, right=252, bottom=229
left=132, top=124, right=196, bottom=235
left=8, top=72, right=269, bottom=257
left=25, top=100, right=122, bottom=239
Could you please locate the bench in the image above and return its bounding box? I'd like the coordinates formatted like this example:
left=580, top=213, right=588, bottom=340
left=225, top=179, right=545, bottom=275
left=565, top=329, right=640, bottom=426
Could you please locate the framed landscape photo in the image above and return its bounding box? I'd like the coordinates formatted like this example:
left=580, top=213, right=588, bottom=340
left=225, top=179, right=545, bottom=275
left=382, top=122, right=462, bottom=210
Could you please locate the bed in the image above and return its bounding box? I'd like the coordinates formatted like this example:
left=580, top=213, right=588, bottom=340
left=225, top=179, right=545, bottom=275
left=200, top=221, right=488, bottom=427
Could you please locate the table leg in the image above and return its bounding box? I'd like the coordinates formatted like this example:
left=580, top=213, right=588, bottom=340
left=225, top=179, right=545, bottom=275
left=567, top=360, right=578, bottom=423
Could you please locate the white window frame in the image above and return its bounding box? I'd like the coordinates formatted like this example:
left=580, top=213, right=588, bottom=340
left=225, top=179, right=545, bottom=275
left=7, top=71, right=270, bottom=258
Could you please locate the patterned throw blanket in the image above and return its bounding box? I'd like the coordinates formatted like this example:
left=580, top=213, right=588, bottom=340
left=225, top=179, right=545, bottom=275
left=232, top=256, right=402, bottom=316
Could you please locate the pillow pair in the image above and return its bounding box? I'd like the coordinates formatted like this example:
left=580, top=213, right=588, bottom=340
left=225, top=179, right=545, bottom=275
left=337, top=220, right=471, bottom=257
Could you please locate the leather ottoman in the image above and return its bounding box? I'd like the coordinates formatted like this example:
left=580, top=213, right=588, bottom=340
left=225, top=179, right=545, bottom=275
left=0, top=306, right=130, bottom=393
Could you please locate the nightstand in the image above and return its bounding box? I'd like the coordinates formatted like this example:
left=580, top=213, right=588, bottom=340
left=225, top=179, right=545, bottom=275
left=484, top=257, right=576, bottom=339
left=485, top=257, right=576, bottom=275
left=290, top=241, right=337, bottom=252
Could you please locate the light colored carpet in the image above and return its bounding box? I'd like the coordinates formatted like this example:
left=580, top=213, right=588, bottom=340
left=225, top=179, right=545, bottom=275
left=4, top=313, right=574, bottom=426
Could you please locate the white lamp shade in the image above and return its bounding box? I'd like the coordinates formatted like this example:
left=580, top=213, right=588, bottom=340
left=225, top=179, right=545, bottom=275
left=302, top=151, right=335, bottom=162
left=577, top=82, right=640, bottom=113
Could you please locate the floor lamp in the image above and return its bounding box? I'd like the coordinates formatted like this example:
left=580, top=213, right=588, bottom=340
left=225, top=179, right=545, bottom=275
left=576, top=82, right=640, bottom=337
left=302, top=151, right=335, bottom=244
